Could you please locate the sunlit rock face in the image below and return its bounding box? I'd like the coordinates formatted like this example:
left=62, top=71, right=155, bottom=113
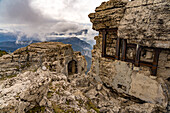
left=88, top=0, right=127, bottom=31
left=89, top=0, right=170, bottom=112
left=0, top=42, right=87, bottom=78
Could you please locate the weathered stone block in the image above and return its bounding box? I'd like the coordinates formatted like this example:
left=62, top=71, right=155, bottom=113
left=129, top=73, right=167, bottom=107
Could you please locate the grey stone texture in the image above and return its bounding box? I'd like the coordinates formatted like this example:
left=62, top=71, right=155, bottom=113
left=89, top=0, right=170, bottom=112
left=0, top=42, right=87, bottom=78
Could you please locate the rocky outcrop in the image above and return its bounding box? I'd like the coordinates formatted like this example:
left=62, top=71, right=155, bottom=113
left=89, top=0, right=170, bottom=48
left=0, top=69, right=92, bottom=113
left=0, top=42, right=87, bottom=78
left=88, top=0, right=127, bottom=31
left=118, top=0, right=170, bottom=48
left=0, top=42, right=89, bottom=113
left=0, top=68, right=164, bottom=113
left=89, top=0, right=170, bottom=112
left=0, top=70, right=51, bottom=113
left=0, top=38, right=169, bottom=112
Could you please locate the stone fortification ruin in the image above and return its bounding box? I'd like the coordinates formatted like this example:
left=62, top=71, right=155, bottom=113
left=0, top=42, right=87, bottom=78
left=88, top=0, right=170, bottom=111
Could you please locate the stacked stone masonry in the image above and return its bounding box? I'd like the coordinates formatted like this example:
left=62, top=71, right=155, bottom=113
left=89, top=0, right=170, bottom=111
left=0, top=42, right=87, bottom=78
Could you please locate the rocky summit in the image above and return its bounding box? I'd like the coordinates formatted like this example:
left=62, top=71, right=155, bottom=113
left=0, top=0, right=170, bottom=113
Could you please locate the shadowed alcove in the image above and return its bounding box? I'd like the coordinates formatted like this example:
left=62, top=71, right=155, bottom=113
left=68, top=60, right=78, bottom=75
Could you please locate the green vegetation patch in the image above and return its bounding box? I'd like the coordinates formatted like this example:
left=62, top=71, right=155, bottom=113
left=26, top=106, right=45, bottom=113
left=47, top=91, right=54, bottom=99
left=85, top=99, right=100, bottom=113
left=0, top=74, right=17, bottom=81
left=52, top=104, right=64, bottom=113
left=77, top=99, right=84, bottom=107
left=0, top=50, right=8, bottom=57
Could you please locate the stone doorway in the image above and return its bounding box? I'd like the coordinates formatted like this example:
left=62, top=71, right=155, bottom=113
left=68, top=60, right=78, bottom=75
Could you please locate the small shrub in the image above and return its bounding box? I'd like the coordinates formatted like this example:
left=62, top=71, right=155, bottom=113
left=52, top=103, right=76, bottom=113
left=47, top=91, right=54, bottom=99
left=85, top=99, right=100, bottom=113
left=0, top=50, right=8, bottom=57
left=0, top=74, right=17, bottom=81
left=52, top=104, right=64, bottom=113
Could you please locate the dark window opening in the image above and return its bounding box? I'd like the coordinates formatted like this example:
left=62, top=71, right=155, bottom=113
left=100, top=29, right=170, bottom=76
left=68, top=60, right=78, bottom=75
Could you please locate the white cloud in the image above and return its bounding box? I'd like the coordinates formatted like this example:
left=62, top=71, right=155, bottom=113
left=0, top=0, right=107, bottom=42
left=32, top=0, right=106, bottom=23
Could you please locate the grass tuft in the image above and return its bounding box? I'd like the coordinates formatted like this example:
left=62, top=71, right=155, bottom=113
left=0, top=50, right=8, bottom=57
left=0, top=74, right=17, bottom=81
left=85, top=99, right=100, bottom=113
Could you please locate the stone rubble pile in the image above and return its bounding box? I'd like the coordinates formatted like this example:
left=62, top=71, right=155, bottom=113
left=0, top=69, right=164, bottom=113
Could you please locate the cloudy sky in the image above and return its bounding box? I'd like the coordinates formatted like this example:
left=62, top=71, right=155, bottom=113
left=0, top=0, right=106, bottom=42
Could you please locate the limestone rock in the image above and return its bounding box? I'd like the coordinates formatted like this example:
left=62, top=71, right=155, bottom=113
left=130, top=73, right=167, bottom=107
left=118, top=0, right=170, bottom=48
left=0, top=70, right=51, bottom=113
left=0, top=70, right=98, bottom=113
left=88, top=0, right=127, bottom=31
left=88, top=0, right=169, bottom=112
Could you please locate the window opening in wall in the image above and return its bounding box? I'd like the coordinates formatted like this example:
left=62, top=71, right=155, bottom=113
left=68, top=60, right=78, bottom=75
left=100, top=29, right=170, bottom=76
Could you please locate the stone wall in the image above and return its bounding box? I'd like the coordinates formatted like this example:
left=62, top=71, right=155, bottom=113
left=0, top=42, right=87, bottom=78
left=118, top=0, right=170, bottom=48
left=89, top=0, right=170, bottom=111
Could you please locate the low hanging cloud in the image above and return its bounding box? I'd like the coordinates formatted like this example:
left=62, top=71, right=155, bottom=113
left=0, top=0, right=105, bottom=42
